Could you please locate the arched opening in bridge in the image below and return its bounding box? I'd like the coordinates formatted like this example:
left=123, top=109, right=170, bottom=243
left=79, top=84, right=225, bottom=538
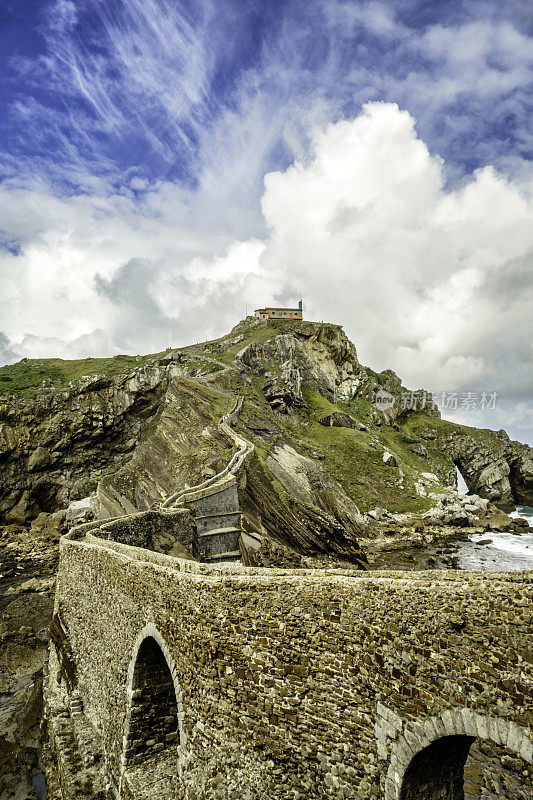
left=399, top=736, right=533, bottom=800
left=124, top=636, right=180, bottom=767
left=400, top=735, right=474, bottom=799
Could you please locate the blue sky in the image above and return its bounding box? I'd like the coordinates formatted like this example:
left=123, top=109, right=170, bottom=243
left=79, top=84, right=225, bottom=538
left=0, top=0, right=532, bottom=443
left=1, top=0, right=531, bottom=188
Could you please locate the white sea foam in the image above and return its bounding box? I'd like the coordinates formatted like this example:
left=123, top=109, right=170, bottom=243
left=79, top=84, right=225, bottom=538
left=455, top=507, right=533, bottom=570
left=510, top=505, right=533, bottom=524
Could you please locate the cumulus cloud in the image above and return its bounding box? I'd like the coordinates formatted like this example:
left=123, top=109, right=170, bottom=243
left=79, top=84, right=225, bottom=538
left=1, top=102, right=532, bottom=442
left=257, top=104, right=533, bottom=405
left=0, top=332, right=17, bottom=365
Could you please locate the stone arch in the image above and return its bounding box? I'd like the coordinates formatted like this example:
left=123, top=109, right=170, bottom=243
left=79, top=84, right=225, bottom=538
left=384, top=710, right=532, bottom=800
left=119, top=623, right=186, bottom=795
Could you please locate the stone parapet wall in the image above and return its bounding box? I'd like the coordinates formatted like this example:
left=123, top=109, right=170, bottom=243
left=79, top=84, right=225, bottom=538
left=46, top=533, right=532, bottom=799
left=69, top=507, right=197, bottom=557
left=187, top=479, right=240, bottom=517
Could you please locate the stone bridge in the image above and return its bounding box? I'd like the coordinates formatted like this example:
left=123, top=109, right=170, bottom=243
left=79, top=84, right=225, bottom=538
left=45, top=530, right=532, bottom=799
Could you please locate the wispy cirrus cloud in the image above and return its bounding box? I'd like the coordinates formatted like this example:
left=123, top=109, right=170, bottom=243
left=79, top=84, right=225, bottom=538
left=48, top=0, right=78, bottom=32
left=8, top=0, right=216, bottom=181
left=4, top=0, right=532, bottom=189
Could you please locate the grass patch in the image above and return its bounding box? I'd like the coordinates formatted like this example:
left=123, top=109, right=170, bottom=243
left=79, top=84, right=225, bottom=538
left=260, top=387, right=434, bottom=513
left=0, top=353, right=161, bottom=398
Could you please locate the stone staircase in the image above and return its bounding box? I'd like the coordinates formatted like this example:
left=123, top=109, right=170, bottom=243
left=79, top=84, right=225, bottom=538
left=187, top=476, right=243, bottom=562
left=161, top=395, right=254, bottom=563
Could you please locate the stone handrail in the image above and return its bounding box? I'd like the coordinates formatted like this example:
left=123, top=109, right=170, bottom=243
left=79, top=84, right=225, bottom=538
left=160, top=394, right=254, bottom=509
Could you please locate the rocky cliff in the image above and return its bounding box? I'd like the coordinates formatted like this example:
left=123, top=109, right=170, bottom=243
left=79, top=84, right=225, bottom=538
left=0, top=366, right=169, bottom=524
left=444, top=430, right=533, bottom=510
left=1, top=317, right=532, bottom=529
left=1, top=316, right=533, bottom=798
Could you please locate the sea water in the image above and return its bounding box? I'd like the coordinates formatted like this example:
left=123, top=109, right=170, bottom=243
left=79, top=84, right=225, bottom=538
left=454, top=506, right=533, bottom=571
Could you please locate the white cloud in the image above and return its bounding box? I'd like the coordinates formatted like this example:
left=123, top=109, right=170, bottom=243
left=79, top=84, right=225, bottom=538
left=496, top=402, right=533, bottom=431
left=49, top=0, right=78, bottom=32
left=1, top=102, right=532, bottom=443
left=257, top=102, right=533, bottom=403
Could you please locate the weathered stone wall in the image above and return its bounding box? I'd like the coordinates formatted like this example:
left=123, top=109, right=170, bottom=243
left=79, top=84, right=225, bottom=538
left=98, top=509, right=196, bottom=554
left=71, top=508, right=197, bottom=556
left=46, top=534, right=532, bottom=799
left=188, top=481, right=240, bottom=527
left=464, top=739, right=533, bottom=800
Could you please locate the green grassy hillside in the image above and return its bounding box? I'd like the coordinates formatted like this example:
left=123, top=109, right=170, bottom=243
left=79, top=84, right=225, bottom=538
left=0, top=353, right=159, bottom=398
left=0, top=317, right=515, bottom=515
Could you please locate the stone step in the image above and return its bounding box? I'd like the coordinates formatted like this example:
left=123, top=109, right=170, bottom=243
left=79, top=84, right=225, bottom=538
left=195, top=510, right=241, bottom=521
left=197, top=526, right=241, bottom=561
left=198, top=526, right=241, bottom=538
left=196, top=511, right=241, bottom=534
left=205, top=550, right=241, bottom=562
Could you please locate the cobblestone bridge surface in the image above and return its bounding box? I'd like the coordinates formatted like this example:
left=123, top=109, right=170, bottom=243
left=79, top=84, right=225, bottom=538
left=45, top=530, right=532, bottom=799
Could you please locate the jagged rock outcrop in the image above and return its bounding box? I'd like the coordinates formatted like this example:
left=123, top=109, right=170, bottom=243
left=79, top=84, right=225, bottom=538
left=262, top=376, right=304, bottom=413
left=236, top=323, right=440, bottom=434
left=362, top=368, right=440, bottom=427
left=443, top=430, right=533, bottom=510
left=239, top=453, right=367, bottom=568
left=237, top=323, right=365, bottom=406
left=509, top=443, right=533, bottom=505
left=0, top=355, right=238, bottom=525
left=424, top=492, right=490, bottom=526
left=319, top=411, right=368, bottom=430
left=0, top=365, right=174, bottom=524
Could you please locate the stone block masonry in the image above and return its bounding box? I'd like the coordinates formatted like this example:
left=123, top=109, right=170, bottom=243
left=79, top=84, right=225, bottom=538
left=45, top=530, right=532, bottom=799
left=188, top=479, right=242, bottom=561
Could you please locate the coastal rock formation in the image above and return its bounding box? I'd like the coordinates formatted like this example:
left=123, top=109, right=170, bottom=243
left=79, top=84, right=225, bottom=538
left=262, top=376, right=304, bottom=413
left=0, top=356, right=235, bottom=525
left=0, top=365, right=172, bottom=524
left=443, top=430, right=533, bottom=510
left=2, top=319, right=532, bottom=529
left=362, top=367, right=440, bottom=426
left=239, top=454, right=367, bottom=568
left=237, top=323, right=365, bottom=404
left=509, top=443, right=533, bottom=505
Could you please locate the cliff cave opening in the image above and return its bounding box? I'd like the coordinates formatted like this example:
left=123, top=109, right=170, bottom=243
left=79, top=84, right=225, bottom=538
left=454, top=462, right=471, bottom=495
left=124, top=636, right=180, bottom=768
left=399, top=736, right=533, bottom=800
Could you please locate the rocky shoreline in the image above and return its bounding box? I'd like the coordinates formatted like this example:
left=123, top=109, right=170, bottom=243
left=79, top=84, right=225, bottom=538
left=362, top=524, right=532, bottom=571
left=360, top=489, right=532, bottom=570
left=0, top=524, right=58, bottom=800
